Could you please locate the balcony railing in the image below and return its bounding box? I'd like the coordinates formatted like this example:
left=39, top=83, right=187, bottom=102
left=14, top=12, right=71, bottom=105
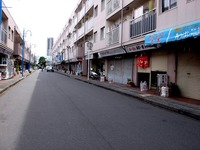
left=73, top=32, right=77, bottom=42
left=76, top=47, right=84, bottom=59
left=74, top=16, right=78, bottom=26
left=130, top=9, right=156, bottom=38
left=86, top=0, right=94, bottom=12
left=106, top=26, right=120, bottom=46
left=78, top=26, right=84, bottom=38
left=13, top=43, right=22, bottom=55
left=106, top=0, right=120, bottom=16
left=1, top=27, right=7, bottom=44
left=85, top=17, right=93, bottom=32
left=78, top=6, right=85, bottom=22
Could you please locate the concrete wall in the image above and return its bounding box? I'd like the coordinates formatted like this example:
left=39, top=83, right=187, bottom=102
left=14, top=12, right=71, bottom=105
left=157, top=0, right=200, bottom=31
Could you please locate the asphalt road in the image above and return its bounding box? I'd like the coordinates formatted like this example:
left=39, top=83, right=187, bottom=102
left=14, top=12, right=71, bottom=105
left=0, top=70, right=200, bottom=150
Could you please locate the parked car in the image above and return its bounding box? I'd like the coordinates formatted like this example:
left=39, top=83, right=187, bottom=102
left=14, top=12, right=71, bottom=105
left=46, top=66, right=54, bottom=72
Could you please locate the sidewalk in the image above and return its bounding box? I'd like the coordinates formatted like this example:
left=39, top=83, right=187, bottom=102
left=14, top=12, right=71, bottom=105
left=0, top=71, right=31, bottom=94
left=0, top=70, right=199, bottom=120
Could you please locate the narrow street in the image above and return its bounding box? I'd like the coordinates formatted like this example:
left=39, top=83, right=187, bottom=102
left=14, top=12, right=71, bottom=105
left=0, top=70, right=200, bottom=150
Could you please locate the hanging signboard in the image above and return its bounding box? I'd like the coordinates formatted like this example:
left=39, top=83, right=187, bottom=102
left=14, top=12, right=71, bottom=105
left=136, top=56, right=149, bottom=68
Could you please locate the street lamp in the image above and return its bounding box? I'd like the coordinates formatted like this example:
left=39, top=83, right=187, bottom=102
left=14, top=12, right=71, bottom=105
left=28, top=44, right=36, bottom=72
left=22, top=29, right=32, bottom=77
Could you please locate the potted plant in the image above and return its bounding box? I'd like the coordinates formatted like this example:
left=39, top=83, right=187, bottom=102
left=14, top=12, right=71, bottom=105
left=16, top=64, right=19, bottom=75
left=169, top=82, right=180, bottom=97
left=127, top=78, right=135, bottom=87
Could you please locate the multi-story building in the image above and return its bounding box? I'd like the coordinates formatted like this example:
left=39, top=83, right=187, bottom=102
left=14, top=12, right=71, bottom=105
left=52, top=0, right=200, bottom=100
left=47, top=38, right=54, bottom=56
left=0, top=1, right=33, bottom=79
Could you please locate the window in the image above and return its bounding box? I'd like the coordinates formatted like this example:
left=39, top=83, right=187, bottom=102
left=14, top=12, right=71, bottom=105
left=186, top=0, right=194, bottom=3
left=101, top=0, right=105, bottom=11
left=100, top=27, right=105, bottom=40
left=94, top=5, right=98, bottom=17
left=8, top=26, right=11, bottom=39
left=134, top=6, right=143, bottom=19
left=2, top=58, right=7, bottom=64
left=11, top=30, right=14, bottom=41
left=94, top=31, right=97, bottom=43
left=162, top=0, right=177, bottom=12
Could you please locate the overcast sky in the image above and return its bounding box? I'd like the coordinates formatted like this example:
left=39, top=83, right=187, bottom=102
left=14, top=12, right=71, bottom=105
left=3, top=0, right=79, bottom=56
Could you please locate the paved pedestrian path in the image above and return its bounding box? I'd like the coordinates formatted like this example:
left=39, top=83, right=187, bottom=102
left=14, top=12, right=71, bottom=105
left=0, top=71, right=31, bottom=94
left=0, top=70, right=199, bottom=120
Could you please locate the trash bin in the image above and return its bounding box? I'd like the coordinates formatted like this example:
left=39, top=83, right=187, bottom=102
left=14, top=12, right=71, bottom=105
left=140, top=81, right=148, bottom=91
left=161, top=86, right=169, bottom=97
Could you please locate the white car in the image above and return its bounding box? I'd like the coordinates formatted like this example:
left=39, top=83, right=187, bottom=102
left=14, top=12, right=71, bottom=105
left=46, top=66, right=54, bottom=72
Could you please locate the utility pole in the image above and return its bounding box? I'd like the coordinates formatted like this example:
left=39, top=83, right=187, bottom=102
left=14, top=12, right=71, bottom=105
left=21, top=29, right=32, bottom=77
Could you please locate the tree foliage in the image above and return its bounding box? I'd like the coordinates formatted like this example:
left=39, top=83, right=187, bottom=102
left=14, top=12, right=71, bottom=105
left=38, top=56, right=46, bottom=67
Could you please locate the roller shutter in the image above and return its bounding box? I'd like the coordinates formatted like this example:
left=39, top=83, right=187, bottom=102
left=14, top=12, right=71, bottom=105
left=177, top=51, right=200, bottom=100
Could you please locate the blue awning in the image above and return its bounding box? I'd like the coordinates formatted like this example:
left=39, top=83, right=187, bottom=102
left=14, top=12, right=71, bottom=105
left=145, top=20, right=200, bottom=46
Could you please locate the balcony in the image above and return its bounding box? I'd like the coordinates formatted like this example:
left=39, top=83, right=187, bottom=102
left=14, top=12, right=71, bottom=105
left=106, top=0, right=120, bottom=16
left=130, top=9, right=156, bottom=38
left=1, top=27, right=7, bottom=45
left=86, top=0, right=94, bottom=12
left=74, top=16, right=78, bottom=26
left=78, top=26, right=84, bottom=38
left=73, top=32, right=78, bottom=43
left=106, top=26, right=120, bottom=46
left=13, top=43, right=22, bottom=56
left=85, top=17, right=94, bottom=33
left=78, top=6, right=85, bottom=23
left=76, top=47, right=84, bottom=59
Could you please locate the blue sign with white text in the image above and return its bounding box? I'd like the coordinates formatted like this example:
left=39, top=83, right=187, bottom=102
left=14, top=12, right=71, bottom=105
left=145, top=20, right=200, bottom=46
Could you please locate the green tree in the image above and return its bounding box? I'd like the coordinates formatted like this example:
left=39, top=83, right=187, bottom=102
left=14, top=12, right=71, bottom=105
left=38, top=56, right=46, bottom=68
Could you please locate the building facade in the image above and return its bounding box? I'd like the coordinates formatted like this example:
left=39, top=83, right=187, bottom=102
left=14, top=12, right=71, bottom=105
left=52, top=0, right=200, bottom=100
left=0, top=1, right=33, bottom=79
left=47, top=38, right=54, bottom=56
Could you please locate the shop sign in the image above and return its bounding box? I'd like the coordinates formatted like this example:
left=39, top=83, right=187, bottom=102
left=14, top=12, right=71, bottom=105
left=98, top=48, right=125, bottom=58
left=136, top=56, right=149, bottom=68
left=126, top=43, right=146, bottom=52
left=85, top=54, right=93, bottom=60
left=145, top=20, right=200, bottom=46
left=126, top=43, right=156, bottom=53
left=71, top=58, right=78, bottom=62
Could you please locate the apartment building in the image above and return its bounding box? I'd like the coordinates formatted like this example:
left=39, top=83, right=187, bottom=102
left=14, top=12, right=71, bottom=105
left=47, top=38, right=54, bottom=56
left=0, top=1, right=33, bottom=79
left=52, top=0, right=200, bottom=100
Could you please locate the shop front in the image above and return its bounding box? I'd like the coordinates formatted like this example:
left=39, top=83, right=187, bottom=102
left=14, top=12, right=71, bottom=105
left=176, top=38, right=200, bottom=100
left=0, top=47, right=14, bottom=80
left=98, top=47, right=133, bottom=84
left=145, top=20, right=200, bottom=100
